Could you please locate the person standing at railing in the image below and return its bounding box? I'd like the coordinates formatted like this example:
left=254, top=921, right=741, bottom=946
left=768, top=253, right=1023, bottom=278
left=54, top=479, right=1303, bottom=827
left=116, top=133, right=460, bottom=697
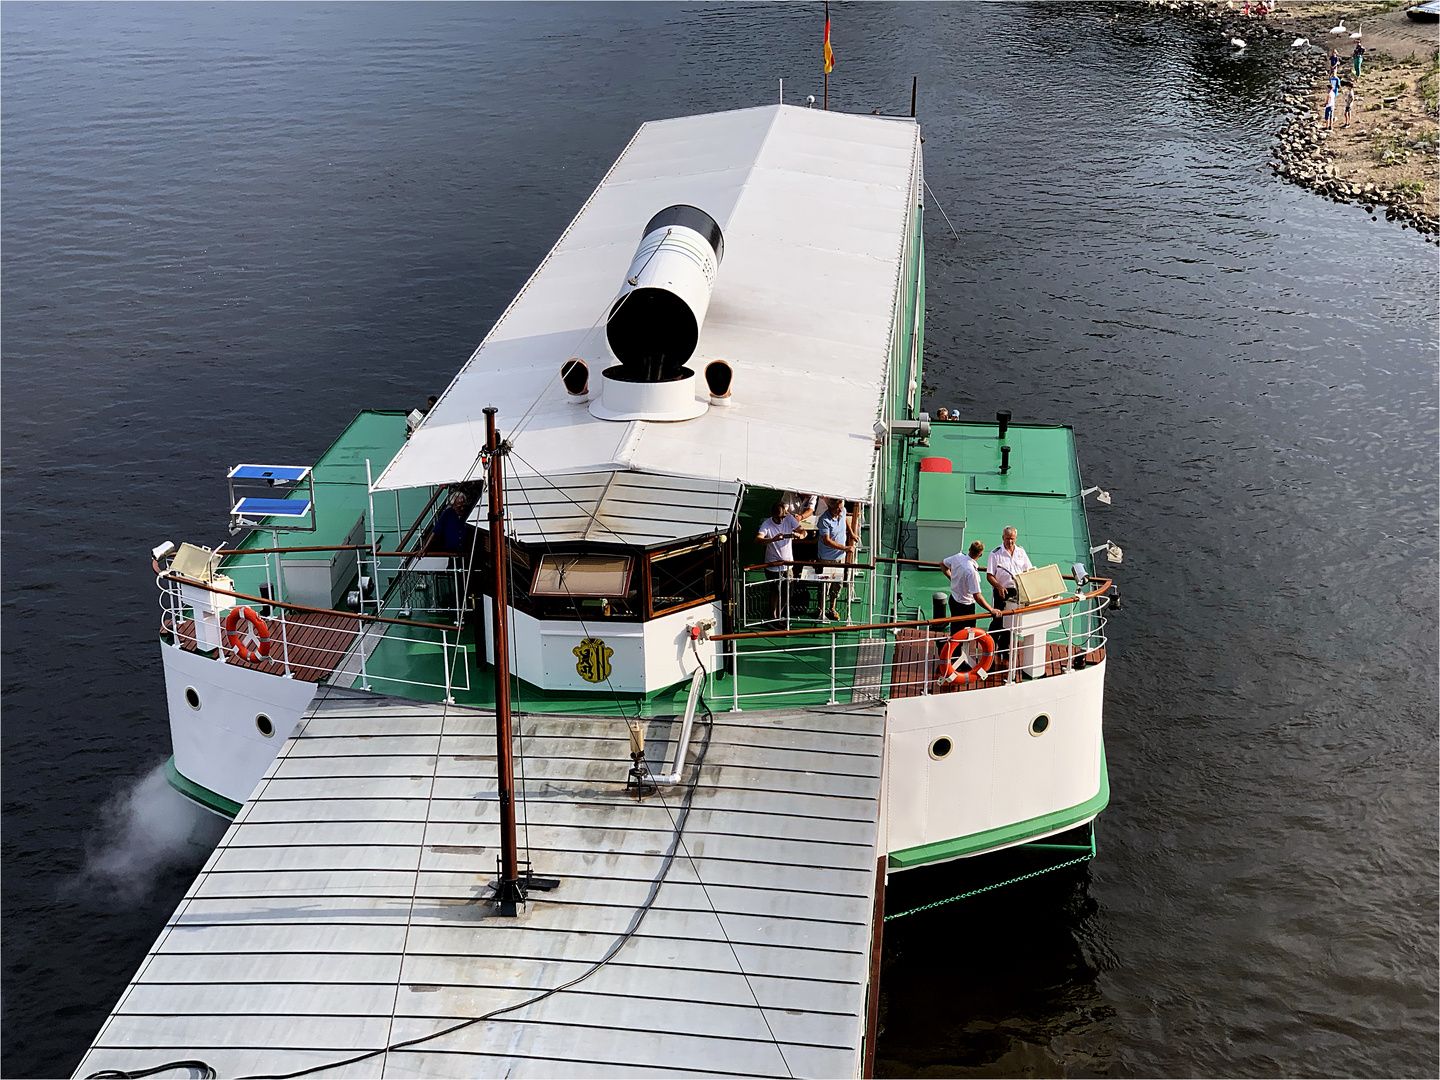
left=942, top=540, right=996, bottom=623
left=816, top=497, right=855, bottom=622
left=756, top=501, right=802, bottom=622
left=426, top=489, right=474, bottom=615
left=428, top=490, right=471, bottom=554
left=986, top=526, right=1033, bottom=664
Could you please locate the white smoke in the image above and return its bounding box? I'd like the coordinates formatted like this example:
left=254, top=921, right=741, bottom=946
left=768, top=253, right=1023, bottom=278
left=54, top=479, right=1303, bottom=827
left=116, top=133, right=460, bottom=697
left=77, top=762, right=227, bottom=904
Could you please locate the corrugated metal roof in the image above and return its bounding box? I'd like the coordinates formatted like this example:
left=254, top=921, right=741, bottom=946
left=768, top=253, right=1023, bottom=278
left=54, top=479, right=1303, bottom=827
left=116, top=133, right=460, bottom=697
left=489, top=470, right=741, bottom=547
left=374, top=104, right=921, bottom=502
left=77, top=688, right=885, bottom=1079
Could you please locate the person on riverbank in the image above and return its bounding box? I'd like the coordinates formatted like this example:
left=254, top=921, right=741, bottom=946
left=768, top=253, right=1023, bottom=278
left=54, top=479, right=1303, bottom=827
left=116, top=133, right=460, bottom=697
left=1351, top=41, right=1365, bottom=79
left=1324, top=84, right=1337, bottom=129
left=1343, top=85, right=1356, bottom=127
left=1329, top=49, right=1341, bottom=78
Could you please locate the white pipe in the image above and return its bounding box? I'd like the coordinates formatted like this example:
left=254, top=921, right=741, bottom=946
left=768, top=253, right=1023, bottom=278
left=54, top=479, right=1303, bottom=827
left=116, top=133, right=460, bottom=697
left=653, top=666, right=706, bottom=785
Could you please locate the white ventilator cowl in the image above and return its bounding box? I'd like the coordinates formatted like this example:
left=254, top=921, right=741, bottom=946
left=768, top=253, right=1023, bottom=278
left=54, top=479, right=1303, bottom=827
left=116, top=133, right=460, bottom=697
left=604, top=204, right=724, bottom=385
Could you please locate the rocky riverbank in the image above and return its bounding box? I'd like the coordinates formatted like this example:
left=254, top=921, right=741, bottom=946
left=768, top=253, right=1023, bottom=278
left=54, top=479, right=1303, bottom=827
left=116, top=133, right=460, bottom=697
left=1145, top=0, right=1439, bottom=239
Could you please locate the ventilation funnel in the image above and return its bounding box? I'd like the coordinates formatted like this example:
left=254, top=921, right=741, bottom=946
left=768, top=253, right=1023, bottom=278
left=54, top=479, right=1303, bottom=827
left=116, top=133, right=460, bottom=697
left=605, top=205, right=724, bottom=383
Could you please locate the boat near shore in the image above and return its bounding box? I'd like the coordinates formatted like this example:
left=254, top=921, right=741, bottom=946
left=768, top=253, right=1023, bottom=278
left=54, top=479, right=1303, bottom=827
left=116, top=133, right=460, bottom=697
left=80, top=103, right=1118, bottom=1078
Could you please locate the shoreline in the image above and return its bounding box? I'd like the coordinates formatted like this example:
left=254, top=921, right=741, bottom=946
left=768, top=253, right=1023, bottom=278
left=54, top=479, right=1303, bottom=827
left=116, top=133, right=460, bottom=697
left=1147, top=0, right=1440, bottom=238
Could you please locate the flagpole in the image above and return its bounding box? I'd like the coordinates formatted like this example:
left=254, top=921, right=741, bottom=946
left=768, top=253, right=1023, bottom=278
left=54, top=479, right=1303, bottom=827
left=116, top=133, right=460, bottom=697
left=824, top=1, right=829, bottom=110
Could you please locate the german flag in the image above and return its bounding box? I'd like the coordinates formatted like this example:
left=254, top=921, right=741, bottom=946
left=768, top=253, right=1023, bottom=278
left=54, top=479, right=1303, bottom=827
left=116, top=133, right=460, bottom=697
left=824, top=5, right=835, bottom=74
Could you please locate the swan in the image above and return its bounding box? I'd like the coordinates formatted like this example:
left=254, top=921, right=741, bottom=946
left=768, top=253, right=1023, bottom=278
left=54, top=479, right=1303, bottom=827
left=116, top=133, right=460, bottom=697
left=1292, top=36, right=1309, bottom=47
left=1350, top=23, right=1362, bottom=38
left=1232, top=36, right=1247, bottom=49
left=1329, top=21, right=1346, bottom=34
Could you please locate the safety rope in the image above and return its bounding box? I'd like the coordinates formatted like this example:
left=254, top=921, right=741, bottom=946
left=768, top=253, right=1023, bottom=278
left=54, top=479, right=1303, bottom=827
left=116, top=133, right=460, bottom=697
left=883, top=843, right=1095, bottom=922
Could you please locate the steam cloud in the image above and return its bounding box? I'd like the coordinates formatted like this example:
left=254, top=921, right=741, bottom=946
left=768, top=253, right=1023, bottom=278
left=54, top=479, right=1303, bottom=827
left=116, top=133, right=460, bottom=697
left=78, top=762, right=226, bottom=904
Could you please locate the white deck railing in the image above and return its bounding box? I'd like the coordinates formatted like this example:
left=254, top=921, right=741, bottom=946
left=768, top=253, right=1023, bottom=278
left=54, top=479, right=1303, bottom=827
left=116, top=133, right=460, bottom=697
left=155, top=566, right=470, bottom=703
left=709, top=589, right=1112, bottom=712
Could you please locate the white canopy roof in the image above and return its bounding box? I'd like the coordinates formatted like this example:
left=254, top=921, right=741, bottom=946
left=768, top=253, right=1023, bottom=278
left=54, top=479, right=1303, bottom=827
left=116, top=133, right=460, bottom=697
left=374, top=104, right=921, bottom=501
left=473, top=470, right=741, bottom=548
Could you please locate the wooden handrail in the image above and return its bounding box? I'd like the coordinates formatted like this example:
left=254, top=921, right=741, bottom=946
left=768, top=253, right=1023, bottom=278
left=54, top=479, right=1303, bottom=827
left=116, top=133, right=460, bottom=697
left=708, top=579, right=1112, bottom=642
left=218, top=543, right=437, bottom=557
left=158, top=571, right=461, bottom=632
left=874, top=555, right=1083, bottom=579
left=742, top=559, right=877, bottom=572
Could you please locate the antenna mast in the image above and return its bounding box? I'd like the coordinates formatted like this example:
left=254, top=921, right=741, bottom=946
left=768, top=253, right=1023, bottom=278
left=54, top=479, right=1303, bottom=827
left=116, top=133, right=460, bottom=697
left=484, top=406, right=558, bottom=917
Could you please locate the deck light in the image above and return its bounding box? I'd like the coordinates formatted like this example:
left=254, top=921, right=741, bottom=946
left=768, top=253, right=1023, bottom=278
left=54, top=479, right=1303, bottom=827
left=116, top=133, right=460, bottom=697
left=1080, top=486, right=1112, bottom=505
left=151, top=540, right=176, bottom=561
left=1090, top=541, right=1123, bottom=565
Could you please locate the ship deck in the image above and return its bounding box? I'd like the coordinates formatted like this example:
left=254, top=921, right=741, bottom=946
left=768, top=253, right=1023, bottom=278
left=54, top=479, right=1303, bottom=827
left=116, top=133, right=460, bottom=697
left=77, top=688, right=886, bottom=1079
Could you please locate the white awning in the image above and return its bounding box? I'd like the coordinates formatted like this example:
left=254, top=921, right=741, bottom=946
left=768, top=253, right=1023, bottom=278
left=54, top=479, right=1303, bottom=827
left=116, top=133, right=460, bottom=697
left=473, top=470, right=741, bottom=548
left=374, top=104, right=921, bottom=501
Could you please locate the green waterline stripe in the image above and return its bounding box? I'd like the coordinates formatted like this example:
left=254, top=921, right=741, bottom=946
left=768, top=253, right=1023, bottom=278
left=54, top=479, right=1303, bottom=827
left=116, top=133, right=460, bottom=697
left=165, top=757, right=241, bottom=818
left=886, top=746, right=1109, bottom=869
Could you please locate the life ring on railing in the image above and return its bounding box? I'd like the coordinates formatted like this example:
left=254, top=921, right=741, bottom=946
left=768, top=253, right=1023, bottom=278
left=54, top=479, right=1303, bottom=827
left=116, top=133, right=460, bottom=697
left=224, top=606, right=271, bottom=662
left=937, top=627, right=994, bottom=687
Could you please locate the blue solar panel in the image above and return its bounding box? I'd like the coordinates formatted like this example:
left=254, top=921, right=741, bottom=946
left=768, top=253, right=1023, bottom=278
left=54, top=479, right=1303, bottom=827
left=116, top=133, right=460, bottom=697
left=233, top=497, right=313, bottom=519
left=229, top=464, right=310, bottom=482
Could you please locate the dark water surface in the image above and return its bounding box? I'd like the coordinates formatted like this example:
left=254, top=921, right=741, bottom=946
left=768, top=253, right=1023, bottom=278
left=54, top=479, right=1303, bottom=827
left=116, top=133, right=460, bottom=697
left=4, top=4, right=1436, bottom=1078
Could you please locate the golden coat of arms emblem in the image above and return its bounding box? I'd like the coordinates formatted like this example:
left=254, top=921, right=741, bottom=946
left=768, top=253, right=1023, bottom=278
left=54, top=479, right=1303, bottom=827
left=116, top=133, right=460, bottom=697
left=573, top=637, right=613, bottom=683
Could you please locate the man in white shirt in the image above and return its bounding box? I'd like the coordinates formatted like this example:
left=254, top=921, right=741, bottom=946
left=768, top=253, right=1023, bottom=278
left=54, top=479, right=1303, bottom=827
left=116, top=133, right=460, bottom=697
left=756, top=501, right=801, bottom=621
left=986, top=526, right=1034, bottom=608
left=780, top=490, right=817, bottom=522
left=942, top=540, right=997, bottom=622
left=986, top=526, right=1033, bottom=668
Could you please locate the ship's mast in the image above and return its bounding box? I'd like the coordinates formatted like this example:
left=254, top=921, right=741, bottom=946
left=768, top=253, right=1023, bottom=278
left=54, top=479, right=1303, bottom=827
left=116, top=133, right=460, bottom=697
left=484, top=406, right=557, bottom=916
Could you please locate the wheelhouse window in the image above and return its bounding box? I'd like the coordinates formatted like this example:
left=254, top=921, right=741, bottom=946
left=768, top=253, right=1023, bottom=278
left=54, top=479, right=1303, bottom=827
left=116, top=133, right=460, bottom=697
left=531, top=554, right=633, bottom=598
left=647, top=540, right=719, bottom=618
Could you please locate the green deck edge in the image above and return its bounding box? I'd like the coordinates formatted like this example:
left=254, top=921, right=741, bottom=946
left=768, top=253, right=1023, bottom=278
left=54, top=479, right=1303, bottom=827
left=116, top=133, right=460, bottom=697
left=887, top=746, right=1109, bottom=869
left=165, top=756, right=241, bottom=818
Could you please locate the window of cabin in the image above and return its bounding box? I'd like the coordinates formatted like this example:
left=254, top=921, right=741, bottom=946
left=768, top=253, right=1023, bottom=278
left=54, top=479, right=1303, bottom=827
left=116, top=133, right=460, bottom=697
left=531, top=554, right=633, bottom=597
left=647, top=540, right=718, bottom=618
left=528, top=553, right=638, bottom=619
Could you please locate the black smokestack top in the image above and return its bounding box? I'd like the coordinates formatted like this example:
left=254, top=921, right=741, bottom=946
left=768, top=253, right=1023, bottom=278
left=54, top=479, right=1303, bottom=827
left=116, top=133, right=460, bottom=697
left=605, top=205, right=724, bottom=384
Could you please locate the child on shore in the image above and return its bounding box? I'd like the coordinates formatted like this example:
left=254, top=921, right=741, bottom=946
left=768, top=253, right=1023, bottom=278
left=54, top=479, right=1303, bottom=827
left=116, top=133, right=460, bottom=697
left=1324, top=84, right=1337, bottom=129
left=1329, top=49, right=1341, bottom=78
left=1343, top=85, right=1355, bottom=127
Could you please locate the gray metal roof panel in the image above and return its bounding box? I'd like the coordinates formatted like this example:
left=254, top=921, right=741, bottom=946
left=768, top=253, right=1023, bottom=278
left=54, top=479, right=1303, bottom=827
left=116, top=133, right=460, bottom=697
left=78, top=691, right=883, bottom=1080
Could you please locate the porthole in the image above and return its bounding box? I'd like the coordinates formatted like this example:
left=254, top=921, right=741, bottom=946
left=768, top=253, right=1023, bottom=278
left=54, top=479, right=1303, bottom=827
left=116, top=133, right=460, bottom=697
left=256, top=713, right=275, bottom=738
left=184, top=686, right=201, bottom=710
left=929, top=736, right=953, bottom=760
left=1030, top=713, right=1050, bottom=737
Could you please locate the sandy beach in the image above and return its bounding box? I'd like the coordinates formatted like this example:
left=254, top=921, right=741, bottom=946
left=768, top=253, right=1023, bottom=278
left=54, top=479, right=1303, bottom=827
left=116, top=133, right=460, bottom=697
left=1149, top=0, right=1438, bottom=232
left=1272, top=2, right=1439, bottom=223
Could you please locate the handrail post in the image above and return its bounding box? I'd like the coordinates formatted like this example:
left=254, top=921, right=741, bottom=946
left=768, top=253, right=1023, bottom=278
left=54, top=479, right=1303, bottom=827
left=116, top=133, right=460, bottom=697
left=441, top=629, right=454, bottom=704
left=828, top=631, right=837, bottom=705
left=731, top=639, right=741, bottom=712
left=279, top=603, right=292, bottom=678
left=358, top=618, right=370, bottom=691
left=365, top=458, right=378, bottom=616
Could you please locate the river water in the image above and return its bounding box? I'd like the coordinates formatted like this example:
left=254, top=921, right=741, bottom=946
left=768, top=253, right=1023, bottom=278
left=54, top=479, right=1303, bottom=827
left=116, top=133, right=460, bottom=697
left=3, top=4, right=1435, bottom=1078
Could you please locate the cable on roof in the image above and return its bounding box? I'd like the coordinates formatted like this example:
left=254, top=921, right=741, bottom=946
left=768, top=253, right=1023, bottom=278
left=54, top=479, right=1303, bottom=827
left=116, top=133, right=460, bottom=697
left=232, top=682, right=717, bottom=1080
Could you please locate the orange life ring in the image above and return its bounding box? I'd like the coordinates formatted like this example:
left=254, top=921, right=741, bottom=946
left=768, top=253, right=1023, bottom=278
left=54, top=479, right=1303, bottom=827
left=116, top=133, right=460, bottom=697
left=224, top=606, right=271, bottom=662
left=937, top=627, right=994, bottom=687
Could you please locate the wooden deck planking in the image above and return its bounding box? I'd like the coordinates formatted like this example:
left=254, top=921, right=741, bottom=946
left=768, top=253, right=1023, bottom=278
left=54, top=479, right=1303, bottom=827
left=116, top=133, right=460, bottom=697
left=174, top=610, right=362, bottom=683
left=889, top=627, right=1108, bottom=699
left=78, top=688, right=885, bottom=1079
